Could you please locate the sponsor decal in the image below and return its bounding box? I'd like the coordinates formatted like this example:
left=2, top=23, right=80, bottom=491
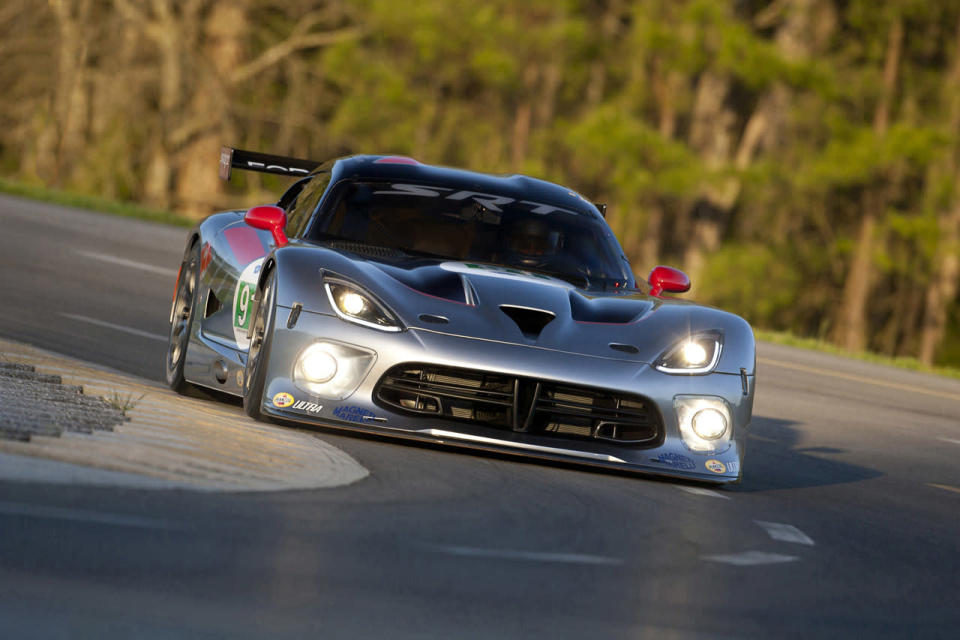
left=654, top=453, right=696, bottom=470
left=244, top=161, right=310, bottom=175
left=726, top=460, right=739, bottom=474
left=272, top=392, right=294, bottom=408
left=224, top=226, right=268, bottom=265
left=705, top=459, right=727, bottom=474
left=333, top=405, right=376, bottom=423
left=372, top=183, right=579, bottom=216
left=292, top=400, right=323, bottom=414
left=232, top=258, right=264, bottom=349
left=439, top=261, right=572, bottom=288
left=236, top=370, right=244, bottom=388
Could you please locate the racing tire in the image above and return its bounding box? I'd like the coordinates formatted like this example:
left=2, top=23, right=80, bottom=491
left=166, top=240, right=203, bottom=395
left=242, top=267, right=277, bottom=420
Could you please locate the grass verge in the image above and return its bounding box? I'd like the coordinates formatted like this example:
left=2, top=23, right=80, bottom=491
left=0, top=177, right=194, bottom=227
left=756, top=329, right=960, bottom=381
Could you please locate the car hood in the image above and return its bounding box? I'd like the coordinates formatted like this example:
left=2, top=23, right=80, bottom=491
left=273, top=243, right=753, bottom=372
left=351, top=253, right=738, bottom=366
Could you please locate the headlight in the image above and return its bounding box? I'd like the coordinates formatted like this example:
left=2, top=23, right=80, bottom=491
left=675, top=395, right=731, bottom=452
left=293, top=341, right=376, bottom=399
left=655, top=331, right=722, bottom=374
left=324, top=279, right=401, bottom=332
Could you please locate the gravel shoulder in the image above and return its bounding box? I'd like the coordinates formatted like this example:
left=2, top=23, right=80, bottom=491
left=0, top=338, right=368, bottom=491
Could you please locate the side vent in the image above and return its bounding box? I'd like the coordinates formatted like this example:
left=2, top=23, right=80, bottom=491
left=500, top=305, right=555, bottom=339
left=204, top=290, right=222, bottom=318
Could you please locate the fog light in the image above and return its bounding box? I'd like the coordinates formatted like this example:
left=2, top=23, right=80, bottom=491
left=293, top=341, right=376, bottom=400
left=674, top=395, right=732, bottom=453
left=692, top=408, right=727, bottom=439
left=298, top=347, right=337, bottom=383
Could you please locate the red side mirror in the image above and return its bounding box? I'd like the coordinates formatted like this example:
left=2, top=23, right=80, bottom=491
left=648, top=265, right=690, bottom=297
left=244, top=205, right=288, bottom=247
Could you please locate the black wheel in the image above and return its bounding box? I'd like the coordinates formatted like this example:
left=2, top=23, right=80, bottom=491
left=243, top=267, right=276, bottom=420
left=166, top=241, right=201, bottom=394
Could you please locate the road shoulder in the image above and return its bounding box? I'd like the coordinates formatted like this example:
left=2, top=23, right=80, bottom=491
left=0, top=338, right=369, bottom=491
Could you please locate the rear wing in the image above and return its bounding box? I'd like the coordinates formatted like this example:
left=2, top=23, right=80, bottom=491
left=219, top=146, right=321, bottom=181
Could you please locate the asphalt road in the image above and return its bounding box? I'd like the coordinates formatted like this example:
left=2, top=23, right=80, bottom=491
left=1, top=194, right=959, bottom=639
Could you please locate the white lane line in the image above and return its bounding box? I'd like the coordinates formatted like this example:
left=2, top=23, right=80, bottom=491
left=0, top=502, right=185, bottom=530
left=938, top=437, right=960, bottom=446
left=75, top=250, right=178, bottom=277
left=678, top=486, right=731, bottom=500
left=755, top=521, right=815, bottom=546
left=59, top=313, right=167, bottom=342
left=427, top=544, right=623, bottom=566
left=702, top=551, right=799, bottom=566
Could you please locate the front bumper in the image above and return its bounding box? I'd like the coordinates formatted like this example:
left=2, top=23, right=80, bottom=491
left=260, top=308, right=754, bottom=484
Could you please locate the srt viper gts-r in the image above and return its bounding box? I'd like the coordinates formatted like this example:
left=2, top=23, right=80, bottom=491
left=165, top=147, right=755, bottom=483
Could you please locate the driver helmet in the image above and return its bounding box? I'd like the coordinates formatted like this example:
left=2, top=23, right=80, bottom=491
left=505, top=218, right=561, bottom=266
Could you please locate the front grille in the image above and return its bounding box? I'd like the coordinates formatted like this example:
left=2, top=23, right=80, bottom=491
left=374, top=364, right=663, bottom=447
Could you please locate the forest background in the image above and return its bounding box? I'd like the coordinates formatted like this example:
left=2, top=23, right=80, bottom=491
left=1, top=0, right=959, bottom=367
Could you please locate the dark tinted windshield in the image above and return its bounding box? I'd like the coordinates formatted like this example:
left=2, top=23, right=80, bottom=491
left=307, top=181, right=631, bottom=287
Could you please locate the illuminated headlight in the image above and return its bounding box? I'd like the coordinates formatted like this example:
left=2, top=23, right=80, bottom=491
left=324, top=279, right=401, bottom=332
left=293, top=341, right=376, bottom=399
left=297, top=345, right=338, bottom=383
left=675, top=395, right=731, bottom=452
left=655, top=332, right=722, bottom=374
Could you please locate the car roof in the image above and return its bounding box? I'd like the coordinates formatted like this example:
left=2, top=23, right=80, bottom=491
left=320, top=155, right=602, bottom=218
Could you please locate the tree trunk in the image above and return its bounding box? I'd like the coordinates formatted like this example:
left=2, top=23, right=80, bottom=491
left=834, top=14, right=903, bottom=351
left=918, top=13, right=960, bottom=365
left=683, top=0, right=827, bottom=291
left=175, top=2, right=246, bottom=215
left=48, top=0, right=93, bottom=184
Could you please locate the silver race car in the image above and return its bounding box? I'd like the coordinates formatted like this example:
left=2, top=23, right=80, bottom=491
left=166, top=148, right=755, bottom=483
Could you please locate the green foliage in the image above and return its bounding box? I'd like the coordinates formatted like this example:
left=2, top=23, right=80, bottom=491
left=697, top=244, right=801, bottom=328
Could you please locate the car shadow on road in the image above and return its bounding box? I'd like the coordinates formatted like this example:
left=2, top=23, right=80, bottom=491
left=733, top=415, right=883, bottom=492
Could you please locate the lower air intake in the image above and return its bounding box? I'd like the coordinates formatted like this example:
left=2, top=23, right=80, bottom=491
left=374, top=364, right=663, bottom=447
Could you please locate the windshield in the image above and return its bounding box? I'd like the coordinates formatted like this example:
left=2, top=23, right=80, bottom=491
left=307, top=180, right=631, bottom=287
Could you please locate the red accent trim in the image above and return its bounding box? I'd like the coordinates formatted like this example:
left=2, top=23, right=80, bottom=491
left=224, top=226, right=268, bottom=264
left=374, top=156, right=420, bottom=165
left=574, top=317, right=648, bottom=326
left=172, top=264, right=182, bottom=307
left=200, top=242, right=213, bottom=273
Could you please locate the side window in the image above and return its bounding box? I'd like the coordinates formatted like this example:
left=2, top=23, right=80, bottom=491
left=285, top=172, right=331, bottom=238
left=277, top=178, right=310, bottom=212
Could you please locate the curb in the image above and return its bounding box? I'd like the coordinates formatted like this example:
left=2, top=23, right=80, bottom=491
left=0, top=338, right=369, bottom=491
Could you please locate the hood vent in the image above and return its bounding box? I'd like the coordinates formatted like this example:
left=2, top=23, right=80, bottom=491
left=569, top=291, right=650, bottom=324
left=374, top=262, right=474, bottom=305
left=500, top=305, right=555, bottom=339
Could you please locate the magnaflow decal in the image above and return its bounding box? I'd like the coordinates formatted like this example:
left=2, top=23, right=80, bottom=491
left=653, top=453, right=696, bottom=470
left=333, top=406, right=376, bottom=423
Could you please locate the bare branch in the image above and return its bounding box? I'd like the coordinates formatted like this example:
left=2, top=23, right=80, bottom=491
left=228, top=26, right=364, bottom=86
